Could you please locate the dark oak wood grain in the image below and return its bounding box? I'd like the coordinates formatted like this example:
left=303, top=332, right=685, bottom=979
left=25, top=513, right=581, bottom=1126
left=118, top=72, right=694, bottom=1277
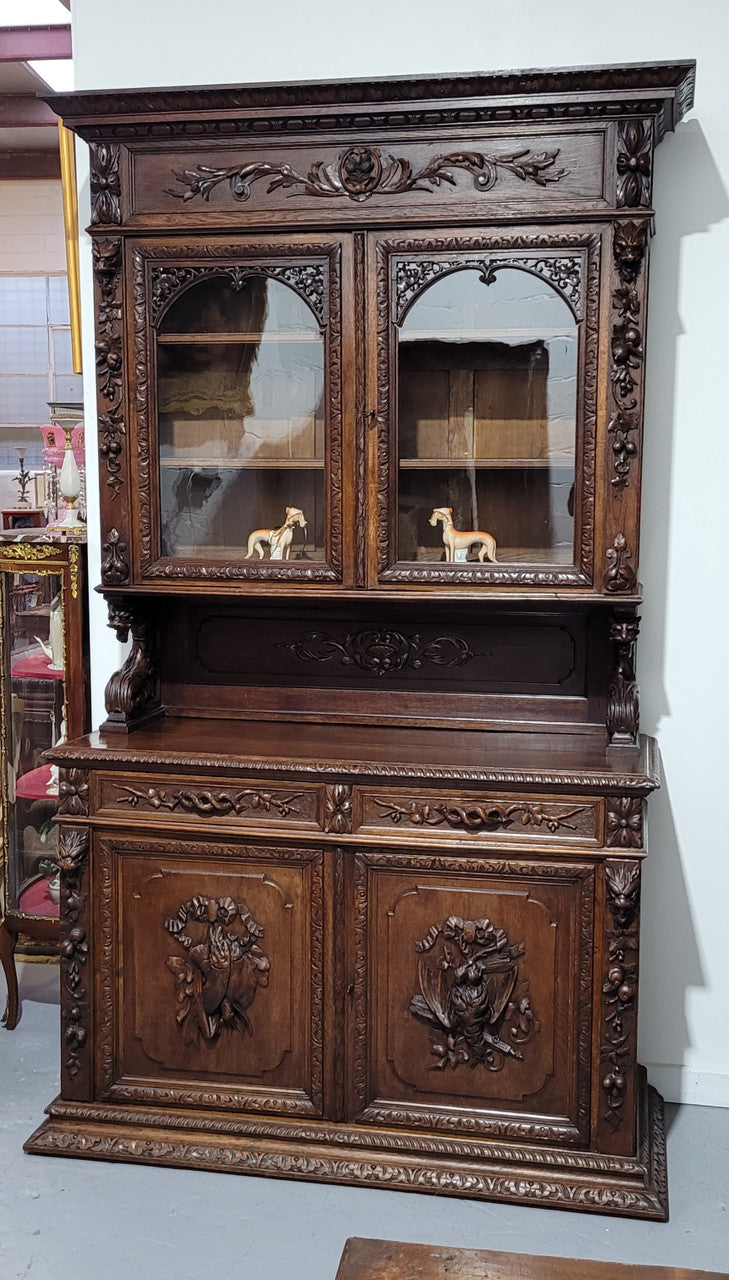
left=30, top=61, right=695, bottom=1218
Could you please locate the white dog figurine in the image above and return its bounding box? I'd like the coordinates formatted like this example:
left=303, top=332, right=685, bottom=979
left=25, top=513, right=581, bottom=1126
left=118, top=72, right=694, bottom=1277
left=245, top=506, right=307, bottom=560
left=429, top=507, right=498, bottom=564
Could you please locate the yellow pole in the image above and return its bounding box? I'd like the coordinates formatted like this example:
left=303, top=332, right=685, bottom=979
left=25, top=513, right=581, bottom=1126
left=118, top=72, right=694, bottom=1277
left=58, top=120, right=82, bottom=375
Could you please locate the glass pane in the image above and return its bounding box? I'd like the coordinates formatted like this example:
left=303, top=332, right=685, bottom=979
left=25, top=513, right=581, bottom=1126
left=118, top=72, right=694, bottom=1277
left=157, top=275, right=325, bottom=562
left=53, top=372, right=84, bottom=404
left=0, top=277, right=47, bottom=325
left=0, top=326, right=49, bottom=375
left=52, top=327, right=74, bottom=374
left=2, top=570, right=64, bottom=919
left=48, top=276, right=71, bottom=325
left=0, top=375, right=51, bottom=423
left=397, top=266, right=577, bottom=568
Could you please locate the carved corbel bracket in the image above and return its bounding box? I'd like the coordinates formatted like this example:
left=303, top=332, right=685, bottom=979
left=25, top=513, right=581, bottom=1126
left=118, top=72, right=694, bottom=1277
left=102, top=598, right=161, bottom=733
left=607, top=610, right=640, bottom=745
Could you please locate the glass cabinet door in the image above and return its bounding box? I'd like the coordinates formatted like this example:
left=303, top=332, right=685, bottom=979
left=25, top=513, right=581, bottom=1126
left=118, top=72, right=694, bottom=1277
left=374, top=237, right=593, bottom=587
left=140, top=244, right=345, bottom=582
left=1, top=564, right=65, bottom=925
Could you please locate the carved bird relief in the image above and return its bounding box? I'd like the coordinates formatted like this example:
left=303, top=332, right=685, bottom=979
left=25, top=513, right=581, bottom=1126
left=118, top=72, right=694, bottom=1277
left=164, top=895, right=269, bottom=1045
left=410, top=915, right=537, bottom=1071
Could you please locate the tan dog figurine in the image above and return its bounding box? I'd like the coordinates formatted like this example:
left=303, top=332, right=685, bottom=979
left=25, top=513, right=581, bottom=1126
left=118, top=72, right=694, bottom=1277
left=429, top=506, right=498, bottom=563
left=245, top=506, right=307, bottom=560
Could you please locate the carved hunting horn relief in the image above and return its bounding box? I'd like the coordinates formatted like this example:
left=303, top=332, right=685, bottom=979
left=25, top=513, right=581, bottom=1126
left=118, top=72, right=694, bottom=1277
left=164, top=895, right=269, bottom=1046
left=410, top=915, right=538, bottom=1071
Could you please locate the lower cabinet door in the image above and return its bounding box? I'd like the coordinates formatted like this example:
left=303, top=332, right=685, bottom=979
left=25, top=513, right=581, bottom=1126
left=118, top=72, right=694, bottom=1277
left=94, top=831, right=324, bottom=1117
left=349, top=848, right=595, bottom=1146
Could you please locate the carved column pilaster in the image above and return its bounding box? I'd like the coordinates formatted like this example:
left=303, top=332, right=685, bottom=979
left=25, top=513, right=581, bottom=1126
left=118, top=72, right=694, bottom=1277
left=93, top=234, right=131, bottom=590
left=102, top=598, right=161, bottom=732
left=598, top=859, right=641, bottom=1153
left=57, top=769, right=92, bottom=1099
left=607, top=611, right=640, bottom=745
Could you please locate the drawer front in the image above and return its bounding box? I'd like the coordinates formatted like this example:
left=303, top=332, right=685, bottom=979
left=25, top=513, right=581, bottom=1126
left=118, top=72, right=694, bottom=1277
left=356, top=788, right=602, bottom=847
left=96, top=772, right=320, bottom=832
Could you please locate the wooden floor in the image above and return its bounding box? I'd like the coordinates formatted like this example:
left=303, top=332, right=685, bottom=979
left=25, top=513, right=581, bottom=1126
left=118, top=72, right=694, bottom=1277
left=336, top=1238, right=729, bottom=1280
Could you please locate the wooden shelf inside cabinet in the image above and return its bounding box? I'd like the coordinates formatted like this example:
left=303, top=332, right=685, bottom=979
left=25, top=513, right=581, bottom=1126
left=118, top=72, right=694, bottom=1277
left=159, top=457, right=325, bottom=469
left=399, top=458, right=574, bottom=470
left=157, top=332, right=322, bottom=344
left=401, top=328, right=576, bottom=342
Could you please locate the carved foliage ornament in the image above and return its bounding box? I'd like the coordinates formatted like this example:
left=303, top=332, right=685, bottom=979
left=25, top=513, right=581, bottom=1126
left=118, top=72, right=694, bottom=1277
left=604, top=534, right=637, bottom=595
left=410, top=915, right=538, bottom=1071
left=168, top=144, right=567, bottom=206
left=609, top=220, right=648, bottom=493
left=375, top=797, right=587, bottom=834
left=93, top=238, right=125, bottom=501
left=283, top=628, right=474, bottom=677
left=117, top=784, right=302, bottom=819
left=164, top=895, right=269, bottom=1045
left=601, top=862, right=640, bottom=1129
left=323, top=784, right=353, bottom=834
left=395, top=254, right=582, bottom=325
left=617, top=120, right=653, bottom=208
left=90, top=142, right=121, bottom=225
left=101, top=528, right=129, bottom=586
left=150, top=261, right=326, bottom=326
left=57, top=822, right=90, bottom=1079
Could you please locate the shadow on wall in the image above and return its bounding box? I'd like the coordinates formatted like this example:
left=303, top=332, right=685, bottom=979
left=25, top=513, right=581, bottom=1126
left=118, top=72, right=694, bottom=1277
left=638, top=117, right=729, bottom=1100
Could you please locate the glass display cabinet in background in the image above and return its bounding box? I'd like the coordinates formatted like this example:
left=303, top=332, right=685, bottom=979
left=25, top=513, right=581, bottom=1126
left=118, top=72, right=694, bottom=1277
left=0, top=536, right=88, bottom=1029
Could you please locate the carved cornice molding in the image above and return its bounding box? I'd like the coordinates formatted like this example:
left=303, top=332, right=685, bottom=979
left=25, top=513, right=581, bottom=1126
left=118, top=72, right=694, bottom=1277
left=49, top=62, right=694, bottom=139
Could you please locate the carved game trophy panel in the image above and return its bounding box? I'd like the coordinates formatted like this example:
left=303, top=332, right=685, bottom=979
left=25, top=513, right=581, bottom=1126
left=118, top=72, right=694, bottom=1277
left=353, top=854, right=594, bottom=1142
left=99, top=838, right=324, bottom=1115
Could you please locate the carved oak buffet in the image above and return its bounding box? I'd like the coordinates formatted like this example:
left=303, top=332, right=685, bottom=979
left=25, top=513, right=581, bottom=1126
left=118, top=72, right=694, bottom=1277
left=28, top=63, right=695, bottom=1218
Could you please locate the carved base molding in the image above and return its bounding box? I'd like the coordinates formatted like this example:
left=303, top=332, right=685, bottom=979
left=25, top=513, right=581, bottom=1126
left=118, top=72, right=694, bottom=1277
left=26, top=1071, right=667, bottom=1220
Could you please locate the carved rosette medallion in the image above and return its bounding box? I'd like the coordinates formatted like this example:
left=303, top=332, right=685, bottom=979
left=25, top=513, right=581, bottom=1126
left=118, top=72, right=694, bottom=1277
left=323, top=784, right=353, bottom=834
left=90, top=142, right=121, bottom=224
left=58, top=768, right=90, bottom=818
left=601, top=862, right=641, bottom=1129
left=282, top=628, right=475, bottom=676
left=617, top=121, right=653, bottom=208
left=57, top=823, right=91, bottom=1083
left=167, top=144, right=566, bottom=206
left=609, top=220, right=649, bottom=493
left=606, top=796, right=643, bottom=849
left=164, top=895, right=270, bottom=1045
left=410, top=915, right=538, bottom=1071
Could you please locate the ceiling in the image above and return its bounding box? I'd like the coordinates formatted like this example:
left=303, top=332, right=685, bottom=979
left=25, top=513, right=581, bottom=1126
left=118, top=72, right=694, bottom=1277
left=0, top=24, right=72, bottom=177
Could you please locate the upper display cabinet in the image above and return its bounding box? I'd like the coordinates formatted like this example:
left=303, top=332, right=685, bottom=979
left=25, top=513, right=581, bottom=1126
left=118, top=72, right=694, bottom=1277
left=48, top=62, right=695, bottom=596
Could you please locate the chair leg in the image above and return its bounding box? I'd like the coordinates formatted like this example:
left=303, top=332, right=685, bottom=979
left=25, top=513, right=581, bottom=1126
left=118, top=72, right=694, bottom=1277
left=0, top=919, right=20, bottom=1030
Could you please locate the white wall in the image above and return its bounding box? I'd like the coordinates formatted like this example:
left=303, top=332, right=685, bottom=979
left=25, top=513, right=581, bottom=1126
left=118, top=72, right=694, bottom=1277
left=71, top=0, right=729, bottom=1106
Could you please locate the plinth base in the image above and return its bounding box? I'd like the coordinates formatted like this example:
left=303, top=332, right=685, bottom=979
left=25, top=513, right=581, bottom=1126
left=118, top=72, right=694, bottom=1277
left=25, top=1071, right=667, bottom=1220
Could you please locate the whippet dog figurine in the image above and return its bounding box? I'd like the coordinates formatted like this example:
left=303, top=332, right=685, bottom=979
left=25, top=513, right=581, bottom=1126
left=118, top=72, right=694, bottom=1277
left=245, top=506, right=307, bottom=560
left=429, top=507, right=498, bottom=564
